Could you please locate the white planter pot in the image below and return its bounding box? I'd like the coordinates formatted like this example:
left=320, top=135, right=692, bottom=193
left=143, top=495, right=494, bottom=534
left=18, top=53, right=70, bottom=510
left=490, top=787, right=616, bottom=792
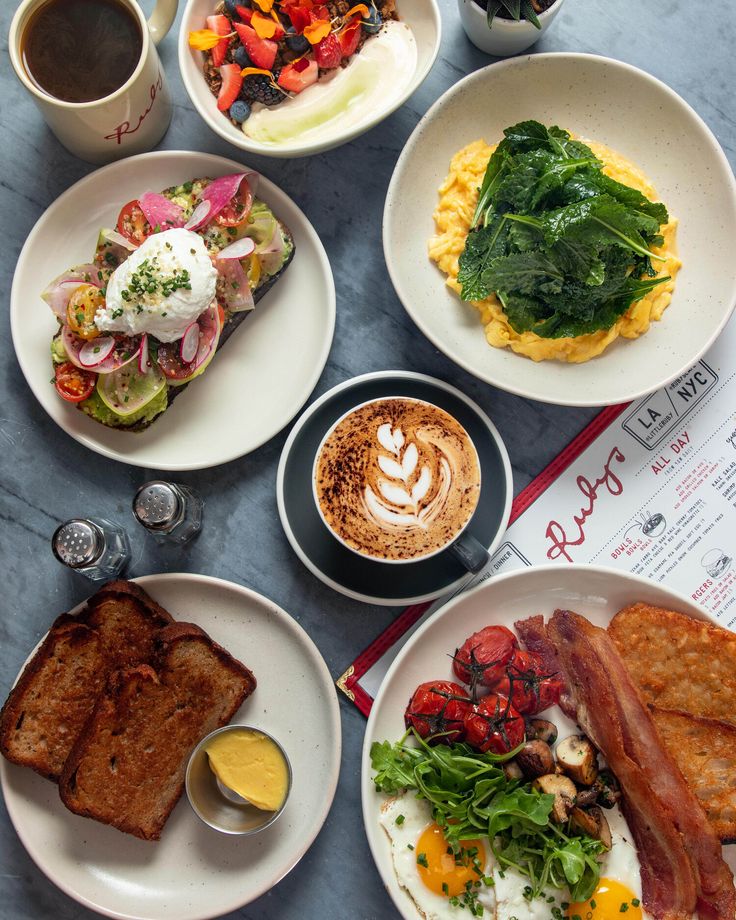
left=457, top=0, right=565, bottom=56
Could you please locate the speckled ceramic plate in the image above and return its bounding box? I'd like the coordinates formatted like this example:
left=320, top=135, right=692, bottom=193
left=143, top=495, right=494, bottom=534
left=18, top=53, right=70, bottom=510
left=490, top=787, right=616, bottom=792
left=276, top=371, right=513, bottom=605
left=10, top=151, right=335, bottom=470
left=0, top=574, right=341, bottom=920
left=384, top=54, right=736, bottom=407
left=361, top=565, right=731, bottom=920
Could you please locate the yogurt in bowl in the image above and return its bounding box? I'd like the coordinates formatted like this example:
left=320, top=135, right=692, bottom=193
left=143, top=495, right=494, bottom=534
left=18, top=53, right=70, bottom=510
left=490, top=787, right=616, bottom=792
left=179, top=0, right=440, bottom=158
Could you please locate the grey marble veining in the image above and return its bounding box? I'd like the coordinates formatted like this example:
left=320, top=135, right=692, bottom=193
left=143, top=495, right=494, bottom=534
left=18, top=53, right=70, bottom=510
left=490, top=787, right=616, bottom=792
left=0, top=0, right=734, bottom=917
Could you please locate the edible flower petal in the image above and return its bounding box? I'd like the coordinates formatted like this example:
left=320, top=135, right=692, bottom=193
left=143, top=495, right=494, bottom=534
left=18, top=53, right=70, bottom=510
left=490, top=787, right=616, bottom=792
left=251, top=10, right=279, bottom=38
left=345, top=3, right=370, bottom=18
left=188, top=28, right=224, bottom=50
left=292, top=57, right=310, bottom=73
left=240, top=66, right=276, bottom=79
left=303, top=19, right=331, bottom=43
left=251, top=0, right=275, bottom=10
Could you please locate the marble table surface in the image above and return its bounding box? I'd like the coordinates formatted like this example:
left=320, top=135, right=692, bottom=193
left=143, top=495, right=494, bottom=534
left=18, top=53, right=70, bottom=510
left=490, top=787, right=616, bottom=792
left=0, top=0, right=733, bottom=917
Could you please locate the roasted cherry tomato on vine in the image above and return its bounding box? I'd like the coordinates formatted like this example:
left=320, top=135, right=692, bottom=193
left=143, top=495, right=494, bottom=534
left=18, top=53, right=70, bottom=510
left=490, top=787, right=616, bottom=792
left=486, top=649, right=563, bottom=716
left=452, top=625, right=518, bottom=692
left=404, top=680, right=473, bottom=745
left=463, top=692, right=525, bottom=755
left=54, top=362, right=96, bottom=403
left=214, top=180, right=253, bottom=227
left=67, top=284, right=105, bottom=340
left=116, top=199, right=153, bottom=245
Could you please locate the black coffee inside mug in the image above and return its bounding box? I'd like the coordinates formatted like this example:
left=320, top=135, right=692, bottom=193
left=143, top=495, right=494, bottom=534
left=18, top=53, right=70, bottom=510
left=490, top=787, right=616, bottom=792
left=21, top=0, right=143, bottom=104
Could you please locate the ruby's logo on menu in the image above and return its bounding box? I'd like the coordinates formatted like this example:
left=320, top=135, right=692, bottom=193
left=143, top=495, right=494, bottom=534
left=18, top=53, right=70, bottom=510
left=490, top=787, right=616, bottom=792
left=545, top=447, right=626, bottom=563
left=104, top=70, right=164, bottom=145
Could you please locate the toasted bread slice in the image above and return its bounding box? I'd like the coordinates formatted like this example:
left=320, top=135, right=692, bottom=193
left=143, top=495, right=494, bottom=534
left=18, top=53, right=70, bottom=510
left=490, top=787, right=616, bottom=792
left=0, top=581, right=173, bottom=781
left=59, top=622, right=256, bottom=840
left=608, top=603, right=736, bottom=725
left=650, top=707, right=736, bottom=843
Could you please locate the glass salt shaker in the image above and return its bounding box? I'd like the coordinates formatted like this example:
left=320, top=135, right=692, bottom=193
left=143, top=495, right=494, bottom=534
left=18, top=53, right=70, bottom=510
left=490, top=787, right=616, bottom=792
left=132, top=481, right=203, bottom=545
left=52, top=518, right=130, bottom=581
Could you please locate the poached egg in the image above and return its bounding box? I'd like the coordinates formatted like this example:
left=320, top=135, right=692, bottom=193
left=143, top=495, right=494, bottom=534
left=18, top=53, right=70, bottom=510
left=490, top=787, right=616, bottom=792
left=96, top=228, right=217, bottom=343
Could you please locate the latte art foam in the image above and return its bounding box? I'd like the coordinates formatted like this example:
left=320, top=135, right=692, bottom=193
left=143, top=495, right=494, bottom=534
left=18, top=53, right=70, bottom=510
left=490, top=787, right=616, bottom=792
left=314, top=399, right=481, bottom=561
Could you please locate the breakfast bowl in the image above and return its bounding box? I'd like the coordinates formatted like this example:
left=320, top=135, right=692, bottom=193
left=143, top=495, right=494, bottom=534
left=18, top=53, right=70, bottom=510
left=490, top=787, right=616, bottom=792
left=178, top=0, right=441, bottom=158
left=185, top=724, right=293, bottom=835
left=383, top=53, right=736, bottom=407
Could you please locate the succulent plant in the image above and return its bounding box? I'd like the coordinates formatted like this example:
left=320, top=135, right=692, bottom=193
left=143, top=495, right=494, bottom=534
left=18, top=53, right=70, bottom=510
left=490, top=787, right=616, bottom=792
left=486, top=0, right=543, bottom=30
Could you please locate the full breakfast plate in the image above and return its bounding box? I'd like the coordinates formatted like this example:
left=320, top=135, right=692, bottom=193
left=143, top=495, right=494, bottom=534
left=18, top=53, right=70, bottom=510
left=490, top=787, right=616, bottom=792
left=0, top=574, right=341, bottom=920
left=361, top=565, right=736, bottom=920
left=10, top=150, right=335, bottom=470
left=383, top=54, right=736, bottom=407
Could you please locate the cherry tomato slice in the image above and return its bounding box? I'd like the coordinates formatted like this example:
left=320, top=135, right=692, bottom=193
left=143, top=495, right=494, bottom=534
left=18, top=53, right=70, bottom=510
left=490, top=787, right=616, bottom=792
left=67, top=284, right=105, bottom=341
left=54, top=362, right=95, bottom=403
left=453, top=625, right=519, bottom=693
left=116, top=199, right=153, bottom=245
left=214, top=180, right=253, bottom=227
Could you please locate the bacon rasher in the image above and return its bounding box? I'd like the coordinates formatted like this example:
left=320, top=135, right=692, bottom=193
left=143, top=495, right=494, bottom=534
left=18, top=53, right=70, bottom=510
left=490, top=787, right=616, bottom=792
left=516, top=610, right=735, bottom=920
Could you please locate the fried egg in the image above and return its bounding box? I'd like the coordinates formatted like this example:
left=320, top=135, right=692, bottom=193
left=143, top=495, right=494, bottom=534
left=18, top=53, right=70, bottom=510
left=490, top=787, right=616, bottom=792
left=379, top=794, right=496, bottom=919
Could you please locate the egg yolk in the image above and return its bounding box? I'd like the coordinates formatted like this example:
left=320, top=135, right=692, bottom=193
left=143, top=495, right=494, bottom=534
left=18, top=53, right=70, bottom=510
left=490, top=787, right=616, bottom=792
left=567, top=878, right=643, bottom=920
left=415, top=823, right=486, bottom=897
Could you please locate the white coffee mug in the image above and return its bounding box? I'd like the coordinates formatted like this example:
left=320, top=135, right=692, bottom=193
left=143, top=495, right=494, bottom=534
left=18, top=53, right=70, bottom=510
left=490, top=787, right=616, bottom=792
left=9, top=0, right=178, bottom=164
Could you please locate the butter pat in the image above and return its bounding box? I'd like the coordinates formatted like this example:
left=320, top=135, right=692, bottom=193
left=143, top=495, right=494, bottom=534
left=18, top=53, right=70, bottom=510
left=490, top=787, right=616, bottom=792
left=205, top=729, right=289, bottom=812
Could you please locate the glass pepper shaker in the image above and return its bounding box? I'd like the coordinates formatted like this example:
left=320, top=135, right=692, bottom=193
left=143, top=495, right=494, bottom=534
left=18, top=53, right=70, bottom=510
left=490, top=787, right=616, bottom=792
left=52, top=518, right=130, bottom=581
left=132, top=481, right=203, bottom=545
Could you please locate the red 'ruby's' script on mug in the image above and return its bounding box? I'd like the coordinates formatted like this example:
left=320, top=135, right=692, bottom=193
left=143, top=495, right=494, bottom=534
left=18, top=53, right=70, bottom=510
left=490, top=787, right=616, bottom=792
left=545, top=447, right=626, bottom=563
left=105, top=69, right=163, bottom=145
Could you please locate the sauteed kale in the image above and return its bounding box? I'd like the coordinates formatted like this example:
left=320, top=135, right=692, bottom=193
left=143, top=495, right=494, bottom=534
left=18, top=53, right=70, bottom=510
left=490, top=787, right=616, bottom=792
left=458, top=120, right=670, bottom=339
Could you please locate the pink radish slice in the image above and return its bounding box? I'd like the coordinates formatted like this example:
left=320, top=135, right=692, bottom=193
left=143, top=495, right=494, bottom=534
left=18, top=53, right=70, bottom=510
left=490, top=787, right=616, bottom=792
left=216, top=258, right=254, bottom=312
left=60, top=327, right=141, bottom=374
left=42, top=264, right=104, bottom=318
left=79, top=337, right=116, bottom=368
left=138, top=334, right=150, bottom=373
left=184, top=199, right=212, bottom=231
left=138, top=192, right=186, bottom=230
left=217, top=236, right=256, bottom=260
left=61, top=326, right=90, bottom=369
left=200, top=173, right=257, bottom=222
left=257, top=223, right=286, bottom=274
left=180, top=322, right=200, bottom=363
left=157, top=304, right=221, bottom=382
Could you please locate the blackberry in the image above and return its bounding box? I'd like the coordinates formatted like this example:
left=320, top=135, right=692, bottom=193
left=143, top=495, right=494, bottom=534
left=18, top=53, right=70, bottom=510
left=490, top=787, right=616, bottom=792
left=242, top=72, right=284, bottom=106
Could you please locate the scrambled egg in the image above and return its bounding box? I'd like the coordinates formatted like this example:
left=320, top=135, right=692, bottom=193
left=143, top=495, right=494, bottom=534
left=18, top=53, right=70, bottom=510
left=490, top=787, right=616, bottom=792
left=428, top=138, right=681, bottom=363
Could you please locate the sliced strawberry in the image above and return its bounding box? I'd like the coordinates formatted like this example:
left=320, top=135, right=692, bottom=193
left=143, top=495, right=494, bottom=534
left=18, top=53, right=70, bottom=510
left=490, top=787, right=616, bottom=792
left=233, top=22, right=278, bottom=70
left=235, top=4, right=253, bottom=21
left=217, top=63, right=243, bottom=111
left=338, top=21, right=361, bottom=58
left=313, top=33, right=342, bottom=69
left=207, top=14, right=231, bottom=68
left=277, top=59, right=319, bottom=94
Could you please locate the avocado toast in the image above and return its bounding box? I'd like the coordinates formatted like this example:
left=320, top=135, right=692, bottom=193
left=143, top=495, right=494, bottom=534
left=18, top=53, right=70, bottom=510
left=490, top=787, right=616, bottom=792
left=45, top=173, right=294, bottom=432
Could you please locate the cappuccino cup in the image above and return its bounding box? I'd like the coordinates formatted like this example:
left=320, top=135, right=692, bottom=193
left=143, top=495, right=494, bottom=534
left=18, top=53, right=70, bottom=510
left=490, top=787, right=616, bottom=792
left=9, top=0, right=178, bottom=164
left=313, top=397, right=488, bottom=572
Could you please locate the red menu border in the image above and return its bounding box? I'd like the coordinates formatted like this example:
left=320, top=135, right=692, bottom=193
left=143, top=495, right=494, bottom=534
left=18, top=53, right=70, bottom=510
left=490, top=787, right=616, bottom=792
left=336, top=403, right=630, bottom=716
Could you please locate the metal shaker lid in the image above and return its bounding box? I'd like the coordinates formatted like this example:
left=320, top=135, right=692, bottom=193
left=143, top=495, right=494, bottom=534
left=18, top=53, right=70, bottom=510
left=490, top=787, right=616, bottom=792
left=52, top=519, right=104, bottom=568
left=133, top=481, right=183, bottom=531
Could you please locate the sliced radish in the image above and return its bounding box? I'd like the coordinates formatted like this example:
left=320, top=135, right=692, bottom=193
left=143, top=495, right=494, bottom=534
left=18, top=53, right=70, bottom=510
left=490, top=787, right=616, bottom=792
left=79, top=336, right=116, bottom=368
left=138, top=192, right=186, bottom=230
left=201, top=173, right=258, bottom=222
left=157, top=304, right=221, bottom=383
left=216, top=257, right=254, bottom=312
left=61, top=326, right=141, bottom=374
left=138, top=333, right=150, bottom=374
left=217, top=237, right=256, bottom=260
left=184, top=199, right=212, bottom=231
left=42, top=265, right=104, bottom=319
left=257, top=222, right=287, bottom=274
left=180, top=322, right=200, bottom=364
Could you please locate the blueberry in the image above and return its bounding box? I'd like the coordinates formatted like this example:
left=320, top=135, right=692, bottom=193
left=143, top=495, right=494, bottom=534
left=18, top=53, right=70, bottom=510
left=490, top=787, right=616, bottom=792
left=229, top=99, right=251, bottom=123
left=285, top=26, right=309, bottom=53
left=224, top=0, right=238, bottom=14
left=363, top=5, right=382, bottom=33
left=233, top=45, right=251, bottom=67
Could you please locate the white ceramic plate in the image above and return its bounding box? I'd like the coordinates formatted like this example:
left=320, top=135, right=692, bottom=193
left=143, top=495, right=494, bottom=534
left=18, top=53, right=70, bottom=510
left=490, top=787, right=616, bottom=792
left=384, top=54, right=736, bottom=407
left=361, top=564, right=726, bottom=919
left=1, top=574, right=341, bottom=920
left=11, top=151, right=335, bottom=470
left=178, top=0, right=441, bottom=157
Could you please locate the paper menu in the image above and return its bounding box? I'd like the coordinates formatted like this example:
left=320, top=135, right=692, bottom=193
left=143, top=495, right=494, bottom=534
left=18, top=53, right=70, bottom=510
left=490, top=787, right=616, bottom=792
left=344, top=317, right=736, bottom=710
